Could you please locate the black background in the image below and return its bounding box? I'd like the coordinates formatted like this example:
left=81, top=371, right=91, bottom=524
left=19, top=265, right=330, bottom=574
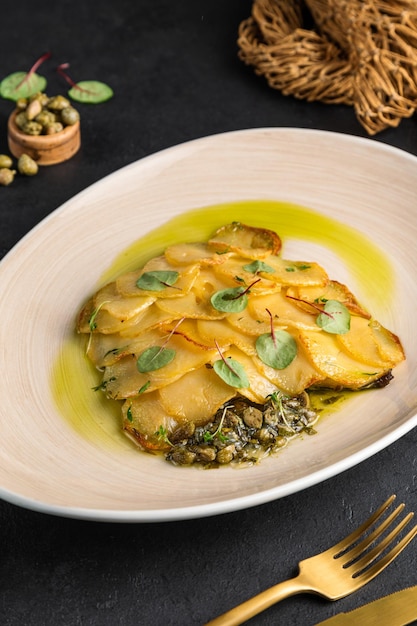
left=1, top=2, right=417, bottom=625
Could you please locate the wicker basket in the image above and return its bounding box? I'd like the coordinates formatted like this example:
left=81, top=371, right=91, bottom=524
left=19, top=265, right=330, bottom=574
left=238, top=0, right=417, bottom=134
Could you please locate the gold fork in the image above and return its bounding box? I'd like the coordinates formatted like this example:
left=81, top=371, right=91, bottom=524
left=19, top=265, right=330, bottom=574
left=205, top=495, right=417, bottom=626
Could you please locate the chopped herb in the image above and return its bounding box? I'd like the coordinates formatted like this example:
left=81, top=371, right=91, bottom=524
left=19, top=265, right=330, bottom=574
left=92, top=376, right=116, bottom=391
left=126, top=404, right=133, bottom=422
left=138, top=381, right=151, bottom=394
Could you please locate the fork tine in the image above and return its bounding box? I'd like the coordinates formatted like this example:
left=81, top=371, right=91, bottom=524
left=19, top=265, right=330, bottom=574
left=338, top=503, right=405, bottom=566
left=353, top=521, right=417, bottom=585
left=349, top=512, right=415, bottom=574
left=331, top=495, right=396, bottom=555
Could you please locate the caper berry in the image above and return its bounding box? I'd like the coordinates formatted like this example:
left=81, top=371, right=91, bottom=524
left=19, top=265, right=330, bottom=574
left=0, top=168, right=16, bottom=186
left=0, top=154, right=13, bottom=169
left=61, top=106, right=80, bottom=126
left=17, top=154, right=38, bottom=177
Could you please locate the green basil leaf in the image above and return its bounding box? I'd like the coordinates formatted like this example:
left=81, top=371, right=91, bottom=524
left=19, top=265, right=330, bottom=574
left=211, top=287, right=248, bottom=313
left=242, top=260, right=275, bottom=274
left=68, top=80, right=113, bottom=104
left=137, top=346, right=176, bottom=372
left=316, top=299, right=351, bottom=334
left=213, top=357, right=249, bottom=388
left=0, top=72, right=47, bottom=101
left=256, top=330, right=297, bottom=369
left=136, top=270, right=179, bottom=291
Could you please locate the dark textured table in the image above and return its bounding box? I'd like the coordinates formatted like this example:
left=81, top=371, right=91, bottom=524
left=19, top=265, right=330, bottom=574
left=1, top=2, right=417, bottom=625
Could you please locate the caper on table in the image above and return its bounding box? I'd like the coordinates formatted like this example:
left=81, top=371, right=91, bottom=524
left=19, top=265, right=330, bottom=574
left=0, top=154, right=13, bottom=169
left=0, top=168, right=16, bottom=186
left=17, top=154, right=38, bottom=176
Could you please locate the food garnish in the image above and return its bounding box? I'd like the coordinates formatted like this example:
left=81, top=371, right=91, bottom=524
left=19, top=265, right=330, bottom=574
left=77, top=222, right=405, bottom=467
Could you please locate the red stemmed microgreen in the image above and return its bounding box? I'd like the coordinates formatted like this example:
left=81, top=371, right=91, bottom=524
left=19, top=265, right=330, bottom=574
left=255, top=308, right=297, bottom=369
left=0, top=52, right=50, bottom=100
left=286, top=295, right=350, bottom=334
left=57, top=62, right=113, bottom=103
left=136, top=318, right=184, bottom=373
left=212, top=339, right=249, bottom=388
left=211, top=278, right=261, bottom=313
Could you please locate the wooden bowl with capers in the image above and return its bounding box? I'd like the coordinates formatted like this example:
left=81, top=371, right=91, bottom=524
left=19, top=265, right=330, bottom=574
left=7, top=93, right=81, bottom=166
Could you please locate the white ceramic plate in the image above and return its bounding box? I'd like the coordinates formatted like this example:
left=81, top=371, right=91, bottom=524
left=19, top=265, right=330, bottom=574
left=1, top=128, right=416, bottom=522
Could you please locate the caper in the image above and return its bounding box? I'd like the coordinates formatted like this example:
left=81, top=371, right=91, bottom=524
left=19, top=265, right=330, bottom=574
left=29, top=92, right=49, bottom=107
left=35, top=110, right=57, bottom=127
left=17, top=154, right=38, bottom=176
left=15, top=111, right=28, bottom=129
left=22, top=121, right=43, bottom=136
left=16, top=97, right=28, bottom=110
left=0, top=168, right=16, bottom=186
left=44, top=122, right=64, bottom=135
left=168, top=447, right=196, bottom=466
left=216, top=446, right=235, bottom=464
left=193, top=445, right=217, bottom=463
left=26, top=98, right=42, bottom=121
left=0, top=154, right=13, bottom=169
left=47, top=95, right=71, bottom=111
left=61, top=106, right=80, bottom=126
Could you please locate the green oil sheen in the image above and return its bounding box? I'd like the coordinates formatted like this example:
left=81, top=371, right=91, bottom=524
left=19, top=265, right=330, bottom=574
left=53, top=200, right=393, bottom=449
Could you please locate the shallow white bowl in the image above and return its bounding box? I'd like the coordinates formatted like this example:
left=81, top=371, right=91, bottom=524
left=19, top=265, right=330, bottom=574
left=0, top=128, right=416, bottom=522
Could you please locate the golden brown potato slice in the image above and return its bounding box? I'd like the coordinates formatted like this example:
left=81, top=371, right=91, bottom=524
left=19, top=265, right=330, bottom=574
left=197, top=319, right=257, bottom=355
left=221, top=347, right=278, bottom=403
left=248, top=292, right=319, bottom=331
left=159, top=366, right=235, bottom=424
left=103, top=333, right=218, bottom=399
left=155, top=292, right=227, bottom=320
left=208, top=222, right=281, bottom=258
left=369, top=320, right=405, bottom=366
left=287, top=280, right=370, bottom=318
left=164, top=242, right=232, bottom=267
left=116, top=257, right=200, bottom=299
left=252, top=336, right=325, bottom=395
left=299, top=329, right=387, bottom=388
left=259, top=256, right=328, bottom=287
left=122, top=392, right=178, bottom=448
left=212, top=256, right=281, bottom=295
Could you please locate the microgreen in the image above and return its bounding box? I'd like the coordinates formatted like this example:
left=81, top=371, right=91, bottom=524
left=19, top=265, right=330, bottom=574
left=88, top=300, right=111, bottom=331
left=242, top=260, right=275, bottom=274
left=57, top=63, right=113, bottom=103
left=136, top=318, right=183, bottom=373
left=138, top=381, right=151, bottom=394
left=137, top=346, right=176, bottom=373
left=211, top=279, right=261, bottom=313
left=255, top=309, right=297, bottom=369
left=92, top=376, right=116, bottom=392
left=155, top=425, right=173, bottom=446
left=285, top=263, right=311, bottom=272
left=136, top=270, right=179, bottom=292
left=126, top=404, right=133, bottom=422
left=268, top=391, right=296, bottom=432
left=316, top=299, right=351, bottom=334
left=212, top=340, right=249, bottom=388
left=0, top=52, right=50, bottom=101
left=203, top=404, right=233, bottom=443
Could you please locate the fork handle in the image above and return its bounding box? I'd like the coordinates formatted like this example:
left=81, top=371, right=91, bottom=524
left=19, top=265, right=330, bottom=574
left=205, top=574, right=309, bottom=626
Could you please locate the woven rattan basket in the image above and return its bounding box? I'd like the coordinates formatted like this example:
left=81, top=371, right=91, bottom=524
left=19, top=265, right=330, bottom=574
left=238, top=0, right=417, bottom=134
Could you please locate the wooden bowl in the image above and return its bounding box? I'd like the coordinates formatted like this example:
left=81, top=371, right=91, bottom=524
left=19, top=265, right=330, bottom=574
left=7, top=110, right=81, bottom=166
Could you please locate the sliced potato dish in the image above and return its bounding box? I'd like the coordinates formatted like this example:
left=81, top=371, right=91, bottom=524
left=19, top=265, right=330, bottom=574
left=77, top=222, right=405, bottom=454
